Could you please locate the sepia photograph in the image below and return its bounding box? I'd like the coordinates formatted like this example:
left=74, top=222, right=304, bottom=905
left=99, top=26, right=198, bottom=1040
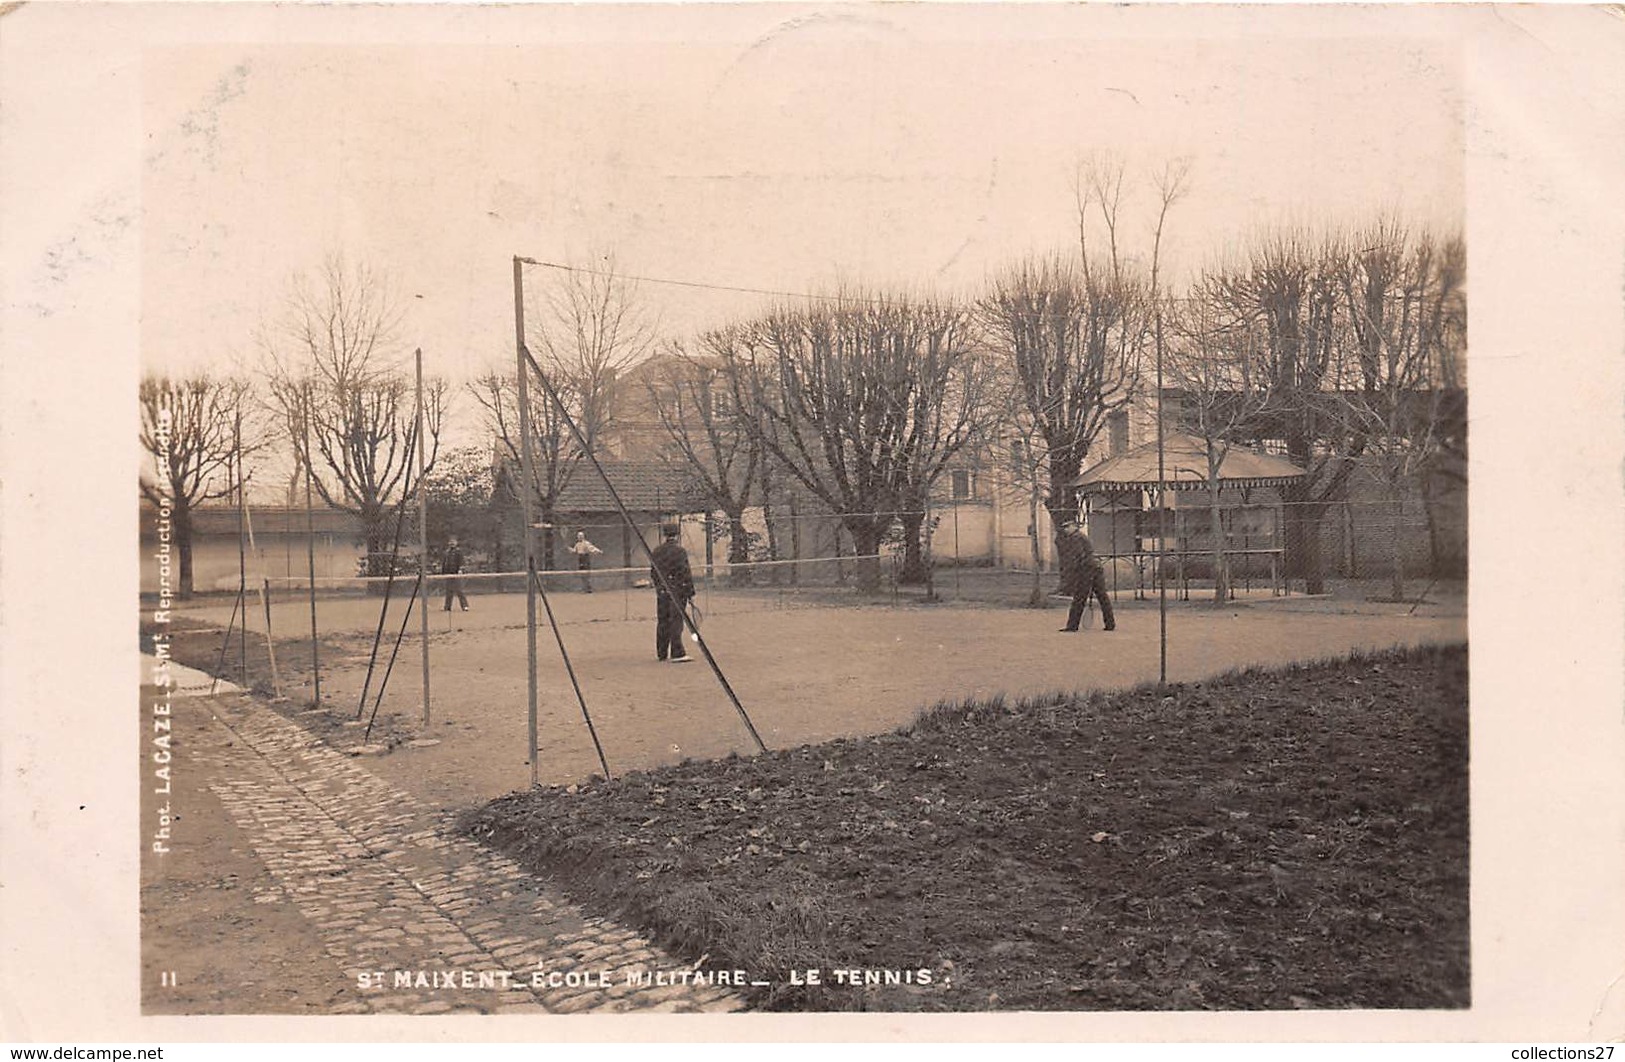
left=4, top=0, right=1624, bottom=1049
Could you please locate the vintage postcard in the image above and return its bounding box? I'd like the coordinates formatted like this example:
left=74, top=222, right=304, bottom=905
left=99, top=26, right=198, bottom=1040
left=1, top=1, right=1622, bottom=1051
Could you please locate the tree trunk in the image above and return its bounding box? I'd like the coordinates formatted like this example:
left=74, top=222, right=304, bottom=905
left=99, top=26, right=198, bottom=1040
left=1389, top=481, right=1406, bottom=602
left=727, top=511, right=752, bottom=586
left=1280, top=483, right=1330, bottom=595
left=1044, top=499, right=1078, bottom=594
left=1208, top=477, right=1228, bottom=606
left=898, top=509, right=928, bottom=585
left=1027, top=481, right=1044, bottom=607
left=1421, top=467, right=1448, bottom=578
left=1298, top=503, right=1328, bottom=595
left=760, top=466, right=782, bottom=585
left=539, top=502, right=558, bottom=571
left=362, top=507, right=390, bottom=594
left=848, top=518, right=885, bottom=593
left=761, top=499, right=782, bottom=585
left=174, top=503, right=195, bottom=599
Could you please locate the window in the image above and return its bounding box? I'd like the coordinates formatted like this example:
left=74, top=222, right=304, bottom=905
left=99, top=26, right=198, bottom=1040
left=1108, top=410, right=1129, bottom=456
left=951, top=469, right=972, bottom=499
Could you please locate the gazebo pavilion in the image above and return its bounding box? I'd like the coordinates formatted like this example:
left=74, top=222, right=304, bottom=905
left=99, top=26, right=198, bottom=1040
left=1072, top=433, right=1309, bottom=601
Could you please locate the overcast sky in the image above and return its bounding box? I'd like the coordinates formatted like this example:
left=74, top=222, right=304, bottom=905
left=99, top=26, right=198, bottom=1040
left=141, top=5, right=1463, bottom=387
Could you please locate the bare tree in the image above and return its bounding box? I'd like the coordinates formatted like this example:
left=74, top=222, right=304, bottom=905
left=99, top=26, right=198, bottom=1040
left=979, top=255, right=1144, bottom=555
left=264, top=256, right=444, bottom=579
left=1337, top=221, right=1466, bottom=599
left=1163, top=285, right=1275, bottom=604
left=138, top=372, right=253, bottom=598
left=888, top=299, right=990, bottom=586
left=647, top=332, right=762, bottom=583
left=471, top=369, right=578, bottom=571
left=981, top=160, right=1187, bottom=584
left=727, top=291, right=984, bottom=593
left=481, top=256, right=656, bottom=569
left=1213, top=229, right=1357, bottom=595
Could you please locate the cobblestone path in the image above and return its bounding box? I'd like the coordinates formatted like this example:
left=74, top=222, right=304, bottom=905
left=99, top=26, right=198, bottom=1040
left=194, top=691, right=745, bottom=1015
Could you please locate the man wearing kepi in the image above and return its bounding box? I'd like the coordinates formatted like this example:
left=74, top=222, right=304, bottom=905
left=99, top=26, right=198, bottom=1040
left=1057, top=517, right=1115, bottom=632
left=441, top=536, right=469, bottom=612
left=650, top=522, right=696, bottom=662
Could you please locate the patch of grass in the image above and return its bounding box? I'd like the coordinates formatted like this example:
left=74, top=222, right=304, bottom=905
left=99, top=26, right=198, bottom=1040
left=465, top=643, right=1469, bottom=1012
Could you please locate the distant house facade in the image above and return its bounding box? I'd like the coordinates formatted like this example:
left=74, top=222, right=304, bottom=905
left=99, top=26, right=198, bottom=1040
left=138, top=498, right=365, bottom=595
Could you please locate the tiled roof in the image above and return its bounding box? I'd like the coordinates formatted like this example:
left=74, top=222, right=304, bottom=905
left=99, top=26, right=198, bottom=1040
left=1075, top=434, right=1307, bottom=493
left=554, top=459, right=710, bottom=513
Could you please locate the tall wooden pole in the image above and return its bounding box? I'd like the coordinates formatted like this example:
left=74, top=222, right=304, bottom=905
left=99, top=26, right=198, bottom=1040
left=514, top=258, right=540, bottom=788
left=303, top=392, right=321, bottom=706
left=415, top=347, right=432, bottom=727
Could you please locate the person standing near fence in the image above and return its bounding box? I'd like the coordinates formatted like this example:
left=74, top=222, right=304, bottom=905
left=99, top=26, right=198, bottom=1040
left=441, top=536, right=469, bottom=612
left=571, top=530, right=603, bottom=593
left=1058, top=518, right=1114, bottom=632
left=650, top=522, right=695, bottom=662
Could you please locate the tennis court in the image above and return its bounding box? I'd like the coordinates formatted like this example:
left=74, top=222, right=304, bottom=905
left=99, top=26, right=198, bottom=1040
left=174, top=578, right=1466, bottom=809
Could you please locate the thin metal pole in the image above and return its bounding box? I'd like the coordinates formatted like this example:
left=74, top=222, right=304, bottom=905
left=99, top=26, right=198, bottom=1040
left=1156, top=311, right=1168, bottom=687
left=415, top=347, right=431, bottom=727
left=302, top=395, right=321, bottom=706
left=515, top=257, right=540, bottom=788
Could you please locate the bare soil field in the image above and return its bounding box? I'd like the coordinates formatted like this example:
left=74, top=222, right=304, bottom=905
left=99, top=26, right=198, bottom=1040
left=466, top=644, right=1470, bottom=1012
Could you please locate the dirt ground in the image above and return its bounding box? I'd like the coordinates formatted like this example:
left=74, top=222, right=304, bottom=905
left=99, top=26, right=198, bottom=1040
left=158, top=587, right=1466, bottom=812
left=468, top=644, right=1470, bottom=1012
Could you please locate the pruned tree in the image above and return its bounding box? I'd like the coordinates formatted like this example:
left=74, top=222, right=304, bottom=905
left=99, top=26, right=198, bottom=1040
left=138, top=372, right=253, bottom=598
left=471, top=369, right=579, bottom=571
left=980, top=256, right=1146, bottom=570
left=647, top=332, right=763, bottom=583
left=980, top=159, right=1187, bottom=589
left=481, top=255, right=655, bottom=569
left=1212, top=229, right=1356, bottom=595
left=1163, top=285, right=1276, bottom=604
left=887, top=299, right=990, bottom=586
left=727, top=291, right=985, bottom=593
left=263, top=256, right=445, bottom=579
left=1336, top=221, right=1466, bottom=599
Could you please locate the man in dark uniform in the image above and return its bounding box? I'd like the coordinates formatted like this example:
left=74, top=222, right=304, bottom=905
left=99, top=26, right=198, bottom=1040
left=441, top=536, right=469, bottom=612
left=650, top=522, right=695, bottom=662
left=1058, top=518, right=1114, bottom=632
